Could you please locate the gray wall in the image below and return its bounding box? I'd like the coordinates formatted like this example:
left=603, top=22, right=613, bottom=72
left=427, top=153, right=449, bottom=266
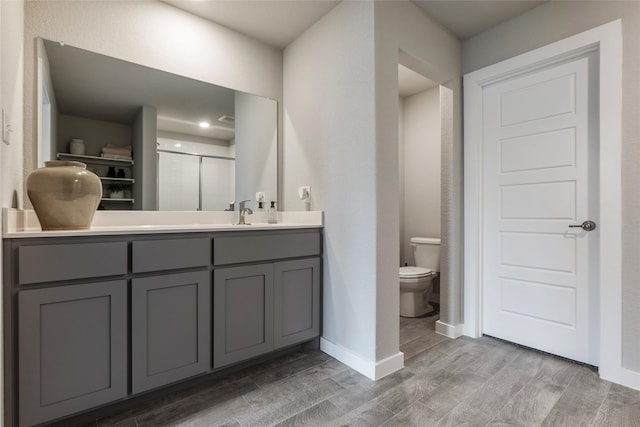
left=462, top=1, right=640, bottom=373
left=1, top=0, right=25, bottom=418
left=400, top=86, right=441, bottom=267
left=398, top=97, right=405, bottom=266
left=284, top=0, right=379, bottom=362
left=57, top=115, right=131, bottom=157
left=284, top=0, right=461, bottom=371
left=374, top=1, right=462, bottom=355
left=2, top=0, right=23, bottom=209
left=36, top=37, right=58, bottom=168
left=234, top=92, right=278, bottom=205
left=132, top=106, right=157, bottom=211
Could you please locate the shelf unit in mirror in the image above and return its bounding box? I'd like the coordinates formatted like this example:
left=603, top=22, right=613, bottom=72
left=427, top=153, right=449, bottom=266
left=57, top=153, right=136, bottom=205
left=58, top=152, right=134, bottom=166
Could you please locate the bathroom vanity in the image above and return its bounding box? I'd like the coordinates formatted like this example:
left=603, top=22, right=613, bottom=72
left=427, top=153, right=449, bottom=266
left=2, top=210, right=323, bottom=427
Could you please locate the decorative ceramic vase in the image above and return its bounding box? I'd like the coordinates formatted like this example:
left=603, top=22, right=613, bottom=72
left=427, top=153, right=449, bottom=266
left=27, top=161, right=102, bottom=230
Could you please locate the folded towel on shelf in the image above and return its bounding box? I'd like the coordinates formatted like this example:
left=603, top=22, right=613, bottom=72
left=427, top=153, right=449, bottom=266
left=101, top=146, right=132, bottom=157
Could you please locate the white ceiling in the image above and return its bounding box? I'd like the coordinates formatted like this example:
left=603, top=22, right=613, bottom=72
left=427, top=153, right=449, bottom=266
left=163, top=0, right=341, bottom=48
left=164, top=0, right=547, bottom=47
left=164, top=0, right=546, bottom=95
left=413, top=1, right=546, bottom=40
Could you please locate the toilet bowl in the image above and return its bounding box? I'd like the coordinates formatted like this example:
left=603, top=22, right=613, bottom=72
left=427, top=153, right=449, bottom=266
left=399, top=237, right=440, bottom=317
left=399, top=266, right=436, bottom=317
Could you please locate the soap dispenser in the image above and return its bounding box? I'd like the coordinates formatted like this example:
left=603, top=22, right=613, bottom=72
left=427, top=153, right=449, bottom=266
left=268, top=201, right=278, bottom=224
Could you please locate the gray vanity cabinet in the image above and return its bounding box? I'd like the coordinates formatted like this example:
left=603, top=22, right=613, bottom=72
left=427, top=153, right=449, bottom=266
left=213, top=264, right=275, bottom=368
left=18, top=280, right=127, bottom=427
left=132, top=271, right=211, bottom=393
left=212, top=230, right=322, bottom=369
left=274, top=258, right=321, bottom=349
left=4, top=229, right=321, bottom=426
left=130, top=237, right=211, bottom=393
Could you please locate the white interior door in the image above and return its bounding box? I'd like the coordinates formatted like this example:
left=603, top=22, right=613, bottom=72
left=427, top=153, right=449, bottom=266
left=482, top=53, right=599, bottom=365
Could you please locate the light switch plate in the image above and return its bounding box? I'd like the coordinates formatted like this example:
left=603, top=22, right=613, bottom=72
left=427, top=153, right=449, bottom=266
left=298, top=186, right=311, bottom=200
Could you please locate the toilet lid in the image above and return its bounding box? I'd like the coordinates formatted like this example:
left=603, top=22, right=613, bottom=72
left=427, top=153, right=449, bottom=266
left=399, top=266, right=432, bottom=278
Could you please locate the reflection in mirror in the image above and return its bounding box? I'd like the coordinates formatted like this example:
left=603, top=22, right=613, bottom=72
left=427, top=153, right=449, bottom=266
left=36, top=38, right=277, bottom=211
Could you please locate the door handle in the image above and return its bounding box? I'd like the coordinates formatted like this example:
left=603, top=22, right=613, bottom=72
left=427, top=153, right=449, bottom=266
left=569, top=220, right=597, bottom=231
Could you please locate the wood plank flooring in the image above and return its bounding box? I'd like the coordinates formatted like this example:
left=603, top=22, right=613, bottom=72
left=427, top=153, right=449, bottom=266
left=80, top=314, right=640, bottom=426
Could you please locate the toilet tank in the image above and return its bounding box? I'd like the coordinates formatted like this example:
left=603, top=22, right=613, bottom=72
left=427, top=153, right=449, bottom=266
left=410, top=237, right=440, bottom=271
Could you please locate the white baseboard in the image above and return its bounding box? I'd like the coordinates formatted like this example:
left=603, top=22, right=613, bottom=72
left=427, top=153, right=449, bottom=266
left=375, top=352, right=405, bottom=380
left=613, top=368, right=640, bottom=391
left=320, top=337, right=404, bottom=380
left=435, top=320, right=463, bottom=338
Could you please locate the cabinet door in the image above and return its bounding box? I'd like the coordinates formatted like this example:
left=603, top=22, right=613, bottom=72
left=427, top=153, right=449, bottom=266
left=19, top=281, right=127, bottom=427
left=274, top=258, right=321, bottom=349
left=132, top=271, right=211, bottom=394
left=213, top=264, right=274, bottom=368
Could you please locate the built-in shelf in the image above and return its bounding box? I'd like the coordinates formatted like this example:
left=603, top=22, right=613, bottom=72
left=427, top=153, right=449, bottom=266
left=101, top=198, right=135, bottom=203
left=100, top=177, right=135, bottom=184
left=58, top=152, right=134, bottom=166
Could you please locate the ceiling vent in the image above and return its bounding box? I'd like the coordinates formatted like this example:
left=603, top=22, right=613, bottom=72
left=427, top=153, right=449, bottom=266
left=218, top=115, right=235, bottom=124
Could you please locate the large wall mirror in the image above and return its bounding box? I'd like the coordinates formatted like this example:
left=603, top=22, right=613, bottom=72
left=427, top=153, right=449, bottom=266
left=36, top=38, right=278, bottom=211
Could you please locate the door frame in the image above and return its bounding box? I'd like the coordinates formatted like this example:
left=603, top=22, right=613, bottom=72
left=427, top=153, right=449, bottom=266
left=463, top=20, right=637, bottom=389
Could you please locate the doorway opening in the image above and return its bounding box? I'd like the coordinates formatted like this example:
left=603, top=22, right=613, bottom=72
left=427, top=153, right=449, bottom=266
left=397, top=62, right=443, bottom=353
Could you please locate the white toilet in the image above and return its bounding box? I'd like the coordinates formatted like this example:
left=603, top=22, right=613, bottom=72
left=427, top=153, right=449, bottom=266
left=399, top=237, right=440, bottom=317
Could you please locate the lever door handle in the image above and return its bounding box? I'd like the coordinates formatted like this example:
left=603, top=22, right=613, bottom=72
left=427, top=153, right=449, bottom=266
left=569, top=220, right=597, bottom=231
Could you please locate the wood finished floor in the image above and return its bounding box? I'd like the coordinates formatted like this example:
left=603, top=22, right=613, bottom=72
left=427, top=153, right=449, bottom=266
left=87, top=314, right=640, bottom=427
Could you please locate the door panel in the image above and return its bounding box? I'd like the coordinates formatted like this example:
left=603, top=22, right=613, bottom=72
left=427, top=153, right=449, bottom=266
left=501, top=181, right=575, bottom=219
left=274, top=258, right=321, bottom=349
left=19, top=281, right=127, bottom=426
left=500, top=73, right=575, bottom=126
left=482, top=53, right=598, bottom=364
left=500, top=128, right=576, bottom=173
left=500, top=278, right=576, bottom=326
left=131, top=271, right=211, bottom=393
left=500, top=232, right=576, bottom=272
left=213, top=264, right=274, bottom=368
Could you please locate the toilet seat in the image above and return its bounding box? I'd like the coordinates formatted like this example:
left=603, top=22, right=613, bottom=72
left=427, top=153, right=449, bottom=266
left=399, top=266, right=432, bottom=279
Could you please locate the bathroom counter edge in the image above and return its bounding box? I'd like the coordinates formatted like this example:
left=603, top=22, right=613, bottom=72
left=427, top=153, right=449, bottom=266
left=2, top=209, right=323, bottom=238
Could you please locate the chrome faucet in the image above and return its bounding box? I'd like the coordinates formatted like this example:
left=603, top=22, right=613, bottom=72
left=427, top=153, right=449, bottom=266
left=236, top=200, right=253, bottom=225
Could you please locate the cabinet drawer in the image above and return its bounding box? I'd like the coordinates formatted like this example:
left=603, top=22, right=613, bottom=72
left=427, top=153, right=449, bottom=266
left=18, top=242, right=127, bottom=285
left=214, top=231, right=320, bottom=265
left=132, top=238, right=210, bottom=273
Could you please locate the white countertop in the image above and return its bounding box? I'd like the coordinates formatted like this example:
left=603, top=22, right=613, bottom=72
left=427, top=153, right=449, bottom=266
left=2, top=209, right=323, bottom=238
